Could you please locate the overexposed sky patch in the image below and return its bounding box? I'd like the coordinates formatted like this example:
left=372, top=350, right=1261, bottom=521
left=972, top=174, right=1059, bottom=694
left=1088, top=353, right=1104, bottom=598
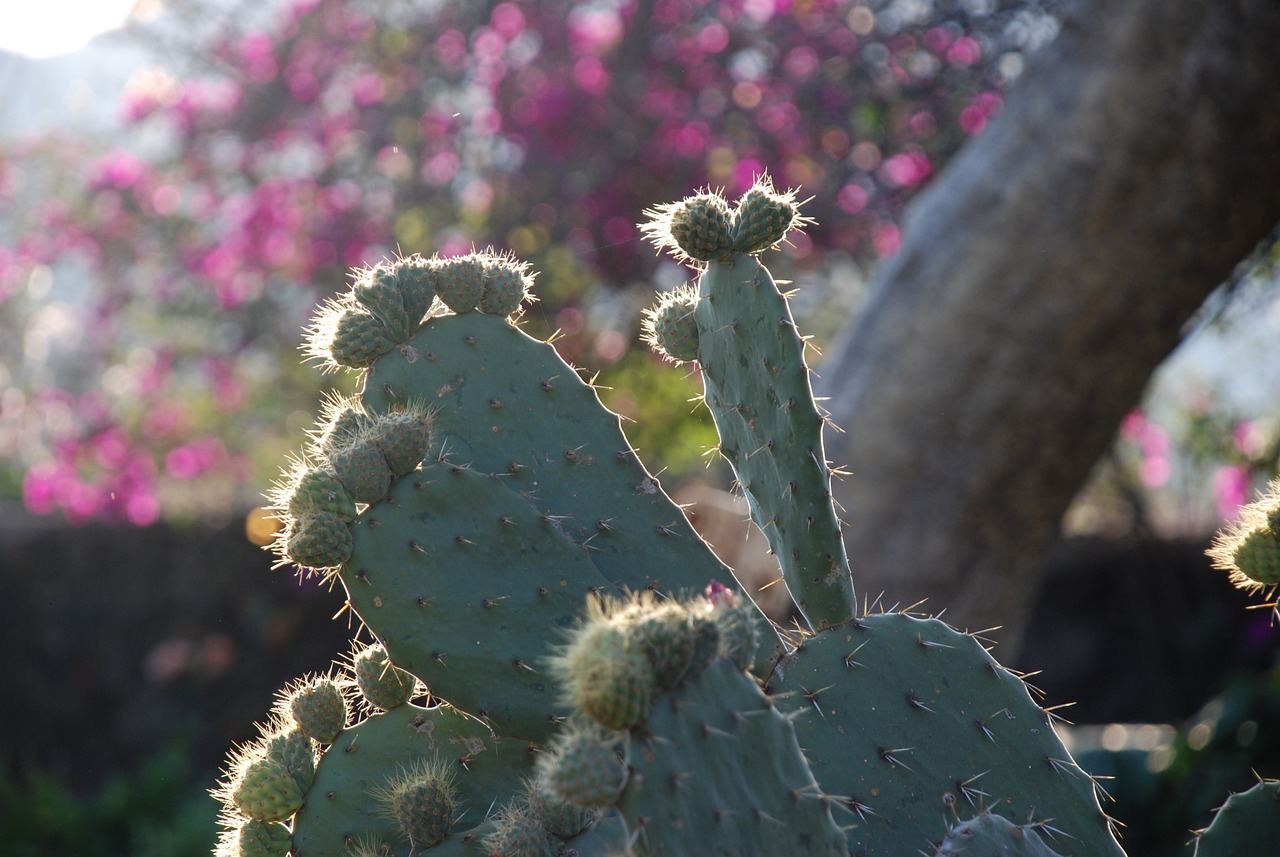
left=0, top=1, right=137, bottom=59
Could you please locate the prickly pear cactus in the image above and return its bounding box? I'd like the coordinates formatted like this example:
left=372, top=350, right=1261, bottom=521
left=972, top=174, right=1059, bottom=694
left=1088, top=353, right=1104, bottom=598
left=215, top=181, right=1275, bottom=857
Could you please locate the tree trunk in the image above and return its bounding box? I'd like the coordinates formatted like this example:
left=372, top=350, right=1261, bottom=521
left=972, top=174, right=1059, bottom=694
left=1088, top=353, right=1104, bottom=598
left=814, top=0, right=1280, bottom=653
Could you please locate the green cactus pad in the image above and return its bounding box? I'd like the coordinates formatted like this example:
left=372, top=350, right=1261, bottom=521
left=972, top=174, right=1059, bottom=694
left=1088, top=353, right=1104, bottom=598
left=695, top=252, right=854, bottom=629
left=641, top=285, right=701, bottom=364
left=292, top=703, right=534, bottom=857
left=230, top=757, right=304, bottom=822
left=535, top=720, right=627, bottom=808
left=361, top=311, right=738, bottom=598
left=339, top=463, right=613, bottom=742
left=282, top=511, right=353, bottom=571
left=769, top=612, right=1124, bottom=856
left=615, top=658, right=848, bottom=857
left=1193, top=779, right=1280, bottom=857
left=936, top=811, right=1066, bottom=856
left=286, top=676, right=348, bottom=744
left=354, top=644, right=416, bottom=711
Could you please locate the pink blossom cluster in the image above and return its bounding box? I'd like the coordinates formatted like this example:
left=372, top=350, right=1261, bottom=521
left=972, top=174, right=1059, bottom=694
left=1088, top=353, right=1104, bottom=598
left=1, top=0, right=1034, bottom=523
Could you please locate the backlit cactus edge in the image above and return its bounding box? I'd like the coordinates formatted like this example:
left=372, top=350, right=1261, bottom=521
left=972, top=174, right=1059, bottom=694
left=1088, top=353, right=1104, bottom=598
left=212, top=179, right=1280, bottom=857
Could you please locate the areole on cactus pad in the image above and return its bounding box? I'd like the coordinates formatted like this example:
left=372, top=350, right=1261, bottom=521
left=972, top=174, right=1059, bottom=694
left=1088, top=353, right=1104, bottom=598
left=212, top=180, right=1275, bottom=857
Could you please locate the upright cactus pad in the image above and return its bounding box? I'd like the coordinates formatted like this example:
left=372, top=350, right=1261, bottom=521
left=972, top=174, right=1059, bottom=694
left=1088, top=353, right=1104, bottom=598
left=1192, top=779, right=1280, bottom=857
left=643, top=179, right=853, bottom=631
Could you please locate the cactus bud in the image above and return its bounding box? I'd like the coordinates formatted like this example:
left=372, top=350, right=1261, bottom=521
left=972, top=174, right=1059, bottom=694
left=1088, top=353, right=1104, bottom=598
left=482, top=801, right=559, bottom=857
left=525, top=781, right=598, bottom=838
left=372, top=758, right=458, bottom=848
left=731, top=177, right=804, bottom=254
left=479, top=254, right=534, bottom=317
left=283, top=511, right=353, bottom=570
left=329, top=438, right=392, bottom=505
left=233, top=820, right=291, bottom=857
left=368, top=405, right=434, bottom=476
left=642, top=192, right=735, bottom=264
left=641, top=285, right=700, bottom=364
left=354, top=268, right=413, bottom=341
left=1233, top=528, right=1280, bottom=586
left=555, top=620, right=653, bottom=730
left=286, top=467, right=356, bottom=522
left=263, top=723, right=316, bottom=792
left=230, top=756, right=304, bottom=822
left=286, top=676, right=348, bottom=743
left=395, top=255, right=440, bottom=324
left=314, top=401, right=368, bottom=459
left=435, top=255, right=486, bottom=314
left=623, top=599, right=718, bottom=691
left=328, top=306, right=398, bottom=368
left=535, top=720, right=625, bottom=808
left=354, top=644, right=415, bottom=710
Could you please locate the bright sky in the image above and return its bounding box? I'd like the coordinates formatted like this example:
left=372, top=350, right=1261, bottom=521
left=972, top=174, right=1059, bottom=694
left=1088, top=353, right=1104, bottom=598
left=0, top=0, right=137, bottom=59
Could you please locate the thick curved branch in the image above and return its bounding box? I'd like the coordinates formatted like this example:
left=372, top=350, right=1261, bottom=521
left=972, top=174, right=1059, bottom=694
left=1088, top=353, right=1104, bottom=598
left=815, top=0, right=1280, bottom=650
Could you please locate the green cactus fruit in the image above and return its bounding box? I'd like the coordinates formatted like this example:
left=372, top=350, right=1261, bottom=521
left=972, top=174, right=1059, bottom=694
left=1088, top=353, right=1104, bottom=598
left=1232, top=528, right=1280, bottom=586
left=282, top=511, right=353, bottom=570
left=706, top=583, right=761, bottom=672
left=328, top=305, right=398, bottom=368
left=621, top=597, right=719, bottom=691
left=731, top=176, right=804, bottom=253
left=367, top=405, right=433, bottom=476
left=286, top=467, right=357, bottom=522
left=1193, top=779, right=1280, bottom=857
left=394, top=255, right=440, bottom=324
left=230, top=756, right=304, bottom=822
left=936, top=812, right=1066, bottom=857
left=435, top=255, right=486, bottom=313
left=535, top=721, right=625, bottom=808
left=314, top=400, right=368, bottom=459
left=287, top=676, right=348, bottom=743
left=555, top=619, right=654, bottom=730
left=482, top=801, right=559, bottom=857
left=524, top=781, right=598, bottom=838
left=641, top=285, right=700, bottom=364
left=373, top=758, right=459, bottom=849
left=234, top=819, right=292, bottom=857
left=643, top=192, right=735, bottom=263
left=479, top=254, right=533, bottom=317
left=354, top=269, right=414, bottom=341
left=355, top=644, right=415, bottom=710
left=329, top=438, right=392, bottom=504
left=263, top=723, right=317, bottom=791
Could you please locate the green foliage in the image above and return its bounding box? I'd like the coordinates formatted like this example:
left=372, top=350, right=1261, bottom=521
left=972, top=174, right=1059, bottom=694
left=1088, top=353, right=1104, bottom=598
left=1, top=744, right=217, bottom=857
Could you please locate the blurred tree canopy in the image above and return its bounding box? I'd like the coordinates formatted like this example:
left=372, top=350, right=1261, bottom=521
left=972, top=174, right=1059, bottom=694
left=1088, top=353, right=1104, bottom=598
left=0, top=0, right=1057, bottom=523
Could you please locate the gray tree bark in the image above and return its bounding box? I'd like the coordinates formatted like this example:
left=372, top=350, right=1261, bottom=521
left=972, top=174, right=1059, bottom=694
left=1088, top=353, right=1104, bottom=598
left=814, top=0, right=1280, bottom=652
